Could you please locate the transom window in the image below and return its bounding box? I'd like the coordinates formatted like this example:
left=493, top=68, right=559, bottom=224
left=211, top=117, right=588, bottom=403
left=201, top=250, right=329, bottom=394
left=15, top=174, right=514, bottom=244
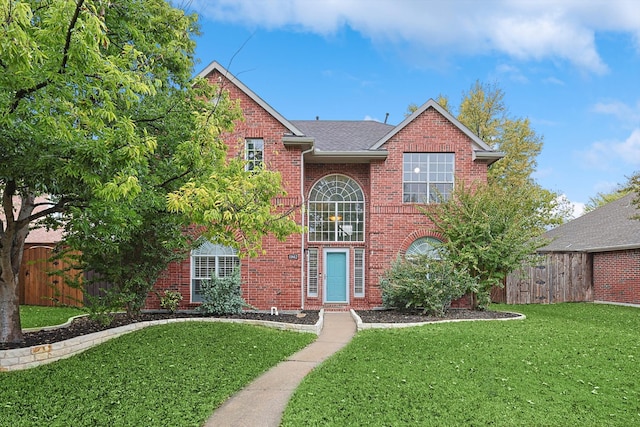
left=403, top=153, right=454, bottom=203
left=245, top=138, right=264, bottom=171
left=191, top=241, right=239, bottom=302
left=406, top=237, right=442, bottom=260
left=308, top=175, right=364, bottom=242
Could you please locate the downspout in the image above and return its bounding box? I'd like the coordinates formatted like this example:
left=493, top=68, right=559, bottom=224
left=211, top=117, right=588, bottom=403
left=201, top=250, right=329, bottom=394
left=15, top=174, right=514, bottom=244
left=300, top=146, right=314, bottom=310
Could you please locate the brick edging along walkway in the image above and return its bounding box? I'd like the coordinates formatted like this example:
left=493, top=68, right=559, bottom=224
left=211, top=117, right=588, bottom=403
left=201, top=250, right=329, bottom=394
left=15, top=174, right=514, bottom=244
left=0, top=315, right=323, bottom=372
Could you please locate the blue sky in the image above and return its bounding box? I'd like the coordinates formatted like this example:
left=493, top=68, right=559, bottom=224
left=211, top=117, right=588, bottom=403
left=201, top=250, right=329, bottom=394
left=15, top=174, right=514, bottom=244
left=184, top=0, right=640, bottom=217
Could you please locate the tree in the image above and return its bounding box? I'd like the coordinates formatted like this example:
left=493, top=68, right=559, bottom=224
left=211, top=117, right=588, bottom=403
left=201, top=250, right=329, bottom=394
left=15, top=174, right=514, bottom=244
left=585, top=174, right=636, bottom=213
left=0, top=1, right=298, bottom=343
left=424, top=181, right=550, bottom=309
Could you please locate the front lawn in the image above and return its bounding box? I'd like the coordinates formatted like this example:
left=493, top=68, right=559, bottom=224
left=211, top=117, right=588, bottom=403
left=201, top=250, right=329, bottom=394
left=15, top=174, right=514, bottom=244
left=282, top=303, right=640, bottom=426
left=0, top=322, right=315, bottom=427
left=20, top=305, right=86, bottom=329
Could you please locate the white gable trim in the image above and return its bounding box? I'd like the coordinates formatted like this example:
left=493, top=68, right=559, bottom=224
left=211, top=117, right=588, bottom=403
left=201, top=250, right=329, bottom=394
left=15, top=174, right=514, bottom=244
left=196, top=61, right=305, bottom=137
left=369, top=99, right=503, bottom=163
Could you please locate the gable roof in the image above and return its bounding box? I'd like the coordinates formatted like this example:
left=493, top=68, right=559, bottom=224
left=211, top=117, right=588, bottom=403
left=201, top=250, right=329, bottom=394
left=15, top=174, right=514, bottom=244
left=370, top=99, right=504, bottom=164
left=538, top=193, right=640, bottom=253
left=196, top=61, right=305, bottom=137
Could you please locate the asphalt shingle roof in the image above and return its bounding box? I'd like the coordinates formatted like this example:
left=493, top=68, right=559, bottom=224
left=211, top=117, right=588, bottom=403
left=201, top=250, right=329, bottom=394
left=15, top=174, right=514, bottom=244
left=290, top=120, right=394, bottom=151
left=539, top=192, right=640, bottom=253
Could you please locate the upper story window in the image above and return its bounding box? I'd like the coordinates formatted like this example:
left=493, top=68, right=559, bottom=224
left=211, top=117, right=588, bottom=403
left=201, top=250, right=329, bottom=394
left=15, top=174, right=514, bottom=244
left=403, top=153, right=454, bottom=203
left=308, top=175, right=364, bottom=242
left=245, top=138, right=264, bottom=171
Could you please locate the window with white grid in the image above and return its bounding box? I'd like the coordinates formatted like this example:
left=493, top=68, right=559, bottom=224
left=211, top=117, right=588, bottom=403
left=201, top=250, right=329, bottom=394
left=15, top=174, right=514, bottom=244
left=354, top=248, right=365, bottom=297
left=307, top=248, right=318, bottom=297
left=308, top=175, right=365, bottom=242
left=245, top=138, right=264, bottom=171
left=191, top=241, right=239, bottom=302
left=403, top=153, right=454, bottom=203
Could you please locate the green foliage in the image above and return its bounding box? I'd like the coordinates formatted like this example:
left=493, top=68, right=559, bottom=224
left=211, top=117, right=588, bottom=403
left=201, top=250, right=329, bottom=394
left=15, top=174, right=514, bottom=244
left=283, top=303, right=640, bottom=426
left=0, top=322, right=315, bottom=426
left=159, top=290, right=183, bottom=313
left=380, top=255, right=477, bottom=316
left=197, top=271, right=248, bottom=315
left=424, top=181, right=549, bottom=309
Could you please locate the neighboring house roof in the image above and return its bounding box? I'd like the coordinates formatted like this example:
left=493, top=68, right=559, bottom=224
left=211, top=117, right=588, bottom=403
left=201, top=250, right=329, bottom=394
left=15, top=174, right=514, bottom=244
left=538, top=193, right=640, bottom=253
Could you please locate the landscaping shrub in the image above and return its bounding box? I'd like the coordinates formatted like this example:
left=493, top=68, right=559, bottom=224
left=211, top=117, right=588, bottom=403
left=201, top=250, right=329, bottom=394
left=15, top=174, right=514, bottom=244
left=380, top=255, right=477, bottom=316
left=159, top=290, right=183, bottom=313
left=197, top=271, right=248, bottom=315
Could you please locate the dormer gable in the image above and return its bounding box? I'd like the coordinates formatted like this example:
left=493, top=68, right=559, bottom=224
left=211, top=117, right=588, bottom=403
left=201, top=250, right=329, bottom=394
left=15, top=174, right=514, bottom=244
left=370, top=99, right=503, bottom=165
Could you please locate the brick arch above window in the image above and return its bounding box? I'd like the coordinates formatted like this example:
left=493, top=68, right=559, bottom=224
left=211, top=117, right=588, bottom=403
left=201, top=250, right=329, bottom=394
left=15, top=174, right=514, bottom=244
left=399, top=229, right=444, bottom=255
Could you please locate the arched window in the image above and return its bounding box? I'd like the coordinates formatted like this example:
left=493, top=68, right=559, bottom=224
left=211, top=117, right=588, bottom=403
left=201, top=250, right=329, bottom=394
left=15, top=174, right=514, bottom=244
left=191, top=241, right=239, bottom=302
left=308, top=175, right=364, bottom=242
left=406, top=237, right=442, bottom=260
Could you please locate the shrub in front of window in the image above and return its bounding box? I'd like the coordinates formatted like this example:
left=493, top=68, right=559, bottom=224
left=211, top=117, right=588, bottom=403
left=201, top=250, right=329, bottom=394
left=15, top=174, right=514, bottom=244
left=380, top=255, right=477, bottom=316
left=197, top=270, right=247, bottom=315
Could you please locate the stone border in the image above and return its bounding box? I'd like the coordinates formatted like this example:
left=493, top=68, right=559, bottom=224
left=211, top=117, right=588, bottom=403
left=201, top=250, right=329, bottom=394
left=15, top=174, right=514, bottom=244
left=1, top=310, right=324, bottom=372
left=350, top=309, right=526, bottom=330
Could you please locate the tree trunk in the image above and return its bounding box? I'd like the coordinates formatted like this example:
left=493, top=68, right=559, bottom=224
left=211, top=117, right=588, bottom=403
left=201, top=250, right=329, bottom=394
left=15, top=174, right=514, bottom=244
left=0, top=270, right=22, bottom=344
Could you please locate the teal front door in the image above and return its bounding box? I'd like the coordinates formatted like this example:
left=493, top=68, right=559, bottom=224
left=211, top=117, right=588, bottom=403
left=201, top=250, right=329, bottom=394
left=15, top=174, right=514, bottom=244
left=325, top=250, right=348, bottom=303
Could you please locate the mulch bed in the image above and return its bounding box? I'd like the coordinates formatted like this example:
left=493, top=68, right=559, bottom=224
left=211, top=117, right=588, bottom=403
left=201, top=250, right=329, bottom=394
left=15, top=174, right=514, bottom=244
left=2, top=308, right=520, bottom=350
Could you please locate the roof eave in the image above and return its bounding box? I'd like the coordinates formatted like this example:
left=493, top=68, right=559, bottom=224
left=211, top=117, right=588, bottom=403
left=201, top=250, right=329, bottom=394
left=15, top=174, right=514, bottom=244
left=282, top=135, right=315, bottom=150
left=196, top=60, right=305, bottom=137
left=538, top=243, right=640, bottom=254
left=474, top=150, right=505, bottom=165
left=305, top=150, right=388, bottom=164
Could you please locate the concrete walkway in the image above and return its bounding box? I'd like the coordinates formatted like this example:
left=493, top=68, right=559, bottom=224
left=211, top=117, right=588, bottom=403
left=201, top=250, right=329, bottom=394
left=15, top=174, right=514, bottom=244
left=203, top=311, right=356, bottom=427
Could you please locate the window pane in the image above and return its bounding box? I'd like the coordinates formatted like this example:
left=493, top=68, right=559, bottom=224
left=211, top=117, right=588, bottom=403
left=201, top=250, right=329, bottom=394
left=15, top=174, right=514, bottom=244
left=308, top=175, right=365, bottom=242
left=307, top=248, right=318, bottom=297
left=403, top=153, right=454, bottom=204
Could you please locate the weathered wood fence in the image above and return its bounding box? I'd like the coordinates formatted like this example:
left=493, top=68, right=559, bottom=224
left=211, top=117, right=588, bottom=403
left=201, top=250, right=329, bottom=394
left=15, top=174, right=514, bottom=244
left=503, top=252, right=593, bottom=304
left=19, top=245, right=84, bottom=307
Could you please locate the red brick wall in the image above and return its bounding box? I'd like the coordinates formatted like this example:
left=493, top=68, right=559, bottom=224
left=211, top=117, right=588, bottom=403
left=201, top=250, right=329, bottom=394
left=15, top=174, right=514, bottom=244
left=593, top=249, right=640, bottom=304
left=147, top=71, right=490, bottom=312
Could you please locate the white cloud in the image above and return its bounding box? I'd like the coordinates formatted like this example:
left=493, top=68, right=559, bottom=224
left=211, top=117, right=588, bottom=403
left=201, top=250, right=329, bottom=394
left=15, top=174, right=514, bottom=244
left=189, top=0, right=640, bottom=74
left=592, top=100, right=640, bottom=125
left=579, top=128, right=640, bottom=170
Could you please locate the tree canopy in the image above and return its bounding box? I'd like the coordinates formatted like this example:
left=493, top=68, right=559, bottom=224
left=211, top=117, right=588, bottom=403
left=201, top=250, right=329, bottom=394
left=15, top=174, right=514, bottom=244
left=0, top=0, right=298, bottom=343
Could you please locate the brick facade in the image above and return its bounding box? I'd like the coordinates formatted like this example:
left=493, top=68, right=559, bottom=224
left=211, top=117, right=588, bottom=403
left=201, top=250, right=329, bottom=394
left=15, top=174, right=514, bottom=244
left=593, top=249, right=640, bottom=305
left=147, top=62, right=497, bottom=312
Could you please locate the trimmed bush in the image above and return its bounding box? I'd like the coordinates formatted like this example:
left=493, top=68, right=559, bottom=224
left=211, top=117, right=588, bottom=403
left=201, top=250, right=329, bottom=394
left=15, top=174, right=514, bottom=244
left=197, top=271, right=247, bottom=315
left=380, top=255, right=477, bottom=316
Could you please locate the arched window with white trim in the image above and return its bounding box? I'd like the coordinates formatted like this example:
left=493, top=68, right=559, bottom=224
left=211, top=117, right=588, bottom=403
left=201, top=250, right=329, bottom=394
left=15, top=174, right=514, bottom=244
left=406, top=237, right=442, bottom=260
left=191, top=241, right=239, bottom=302
left=308, top=175, right=365, bottom=242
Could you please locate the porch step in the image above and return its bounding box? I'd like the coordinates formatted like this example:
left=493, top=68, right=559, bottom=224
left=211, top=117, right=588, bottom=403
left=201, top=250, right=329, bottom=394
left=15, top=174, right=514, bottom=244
left=322, top=304, right=351, bottom=312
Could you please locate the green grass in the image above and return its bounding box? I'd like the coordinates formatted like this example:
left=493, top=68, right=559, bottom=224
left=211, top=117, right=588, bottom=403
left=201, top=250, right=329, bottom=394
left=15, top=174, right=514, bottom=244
left=20, top=305, right=86, bottom=329
left=0, top=322, right=315, bottom=426
left=282, top=303, right=640, bottom=426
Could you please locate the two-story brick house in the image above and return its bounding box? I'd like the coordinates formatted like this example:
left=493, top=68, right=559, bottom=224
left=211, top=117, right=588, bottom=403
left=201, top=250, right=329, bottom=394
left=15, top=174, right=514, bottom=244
left=147, top=61, right=503, bottom=312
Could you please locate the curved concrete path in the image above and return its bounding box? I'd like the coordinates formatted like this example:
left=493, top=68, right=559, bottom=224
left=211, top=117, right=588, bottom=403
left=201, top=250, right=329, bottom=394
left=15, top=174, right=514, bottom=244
left=203, top=311, right=356, bottom=427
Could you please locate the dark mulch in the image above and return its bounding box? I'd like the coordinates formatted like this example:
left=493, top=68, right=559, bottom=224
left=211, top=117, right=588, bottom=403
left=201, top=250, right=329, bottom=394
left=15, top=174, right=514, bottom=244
left=356, top=308, right=520, bottom=324
left=2, top=310, right=320, bottom=350
left=3, top=308, right=520, bottom=350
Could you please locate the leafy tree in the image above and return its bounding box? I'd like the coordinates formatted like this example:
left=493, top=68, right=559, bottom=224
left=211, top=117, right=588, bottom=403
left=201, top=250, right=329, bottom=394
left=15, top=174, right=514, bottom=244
left=585, top=174, right=636, bottom=213
left=0, top=0, right=298, bottom=343
left=424, top=182, right=550, bottom=309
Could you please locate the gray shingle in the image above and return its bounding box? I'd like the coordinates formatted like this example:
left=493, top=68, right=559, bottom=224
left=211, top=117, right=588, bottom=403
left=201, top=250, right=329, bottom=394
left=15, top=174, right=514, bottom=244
left=539, top=193, right=640, bottom=252
left=291, top=120, right=394, bottom=151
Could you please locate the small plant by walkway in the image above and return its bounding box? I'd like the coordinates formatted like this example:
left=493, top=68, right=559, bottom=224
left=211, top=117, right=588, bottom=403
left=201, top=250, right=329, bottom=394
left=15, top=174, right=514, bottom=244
left=20, top=305, right=85, bottom=329
left=282, top=303, right=640, bottom=426
left=0, top=322, right=315, bottom=427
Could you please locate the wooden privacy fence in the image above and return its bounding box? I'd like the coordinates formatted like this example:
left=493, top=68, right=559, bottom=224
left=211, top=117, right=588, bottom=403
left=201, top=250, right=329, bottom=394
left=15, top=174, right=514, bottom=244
left=504, top=252, right=593, bottom=304
left=19, top=245, right=83, bottom=307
